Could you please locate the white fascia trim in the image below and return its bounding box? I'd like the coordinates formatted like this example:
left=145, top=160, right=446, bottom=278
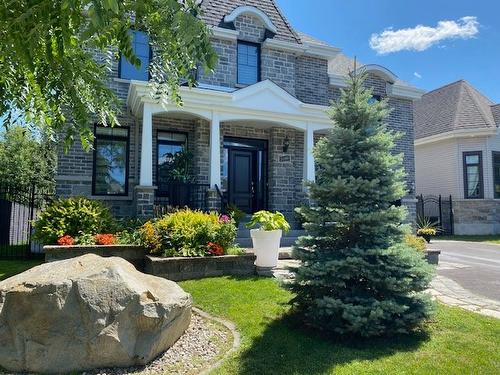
left=415, top=128, right=497, bottom=146
left=262, top=39, right=307, bottom=54
left=127, top=81, right=331, bottom=126
left=211, top=26, right=239, bottom=41
left=329, top=73, right=348, bottom=88
left=304, top=44, right=341, bottom=59
left=224, top=5, right=278, bottom=34
left=387, top=83, right=426, bottom=100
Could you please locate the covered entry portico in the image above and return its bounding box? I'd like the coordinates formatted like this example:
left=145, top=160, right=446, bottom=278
left=127, top=80, right=331, bottom=219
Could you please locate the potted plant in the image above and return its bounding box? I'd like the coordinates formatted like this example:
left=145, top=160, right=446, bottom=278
left=416, top=216, right=438, bottom=243
left=246, top=210, right=290, bottom=268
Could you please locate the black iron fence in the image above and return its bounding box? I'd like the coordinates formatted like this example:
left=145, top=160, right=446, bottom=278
left=0, top=183, right=54, bottom=258
left=416, top=194, right=454, bottom=235
left=154, top=182, right=210, bottom=216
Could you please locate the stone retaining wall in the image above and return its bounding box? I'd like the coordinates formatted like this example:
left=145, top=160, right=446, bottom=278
left=145, top=254, right=256, bottom=281
left=44, top=245, right=147, bottom=270
left=453, top=199, right=500, bottom=235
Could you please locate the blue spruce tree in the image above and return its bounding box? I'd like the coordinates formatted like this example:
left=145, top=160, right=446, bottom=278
left=289, top=70, right=434, bottom=337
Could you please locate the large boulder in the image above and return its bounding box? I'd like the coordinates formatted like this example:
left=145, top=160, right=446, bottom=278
left=0, top=254, right=192, bottom=373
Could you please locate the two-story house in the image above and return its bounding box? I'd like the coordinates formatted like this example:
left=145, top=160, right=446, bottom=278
left=56, top=0, right=424, bottom=227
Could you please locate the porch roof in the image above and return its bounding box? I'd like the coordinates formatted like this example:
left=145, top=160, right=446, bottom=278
left=127, top=79, right=332, bottom=131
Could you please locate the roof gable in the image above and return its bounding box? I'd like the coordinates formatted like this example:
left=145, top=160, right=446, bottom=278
left=415, top=80, right=497, bottom=139
left=231, top=80, right=303, bottom=114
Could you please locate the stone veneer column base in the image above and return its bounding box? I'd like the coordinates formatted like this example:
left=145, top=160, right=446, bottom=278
left=402, top=197, right=417, bottom=228
left=206, top=189, right=221, bottom=212
left=135, top=185, right=156, bottom=218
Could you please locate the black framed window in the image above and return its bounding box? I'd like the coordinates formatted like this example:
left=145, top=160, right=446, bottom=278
left=119, top=30, right=151, bottom=81
left=237, top=41, right=260, bottom=85
left=463, top=151, right=483, bottom=199
left=368, top=94, right=382, bottom=105
left=157, top=132, right=187, bottom=195
left=93, top=126, right=130, bottom=196
left=493, top=152, right=500, bottom=199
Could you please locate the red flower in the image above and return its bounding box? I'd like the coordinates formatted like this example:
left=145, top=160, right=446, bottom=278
left=57, top=235, right=74, bottom=246
left=207, top=242, right=224, bottom=256
left=95, top=233, right=116, bottom=245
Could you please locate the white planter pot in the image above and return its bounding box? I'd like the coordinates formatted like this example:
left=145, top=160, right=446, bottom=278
left=250, top=229, right=282, bottom=268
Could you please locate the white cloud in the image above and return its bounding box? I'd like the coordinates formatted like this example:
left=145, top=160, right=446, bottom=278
left=369, top=16, right=479, bottom=54
left=414, top=72, right=422, bottom=79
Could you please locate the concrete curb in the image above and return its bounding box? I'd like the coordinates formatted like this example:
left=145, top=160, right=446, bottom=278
left=430, top=275, right=500, bottom=319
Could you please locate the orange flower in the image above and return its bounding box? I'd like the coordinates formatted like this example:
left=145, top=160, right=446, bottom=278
left=57, top=235, right=74, bottom=246
left=95, top=233, right=116, bottom=245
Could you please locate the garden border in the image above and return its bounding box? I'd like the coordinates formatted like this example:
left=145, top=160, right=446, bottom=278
left=145, top=254, right=257, bottom=281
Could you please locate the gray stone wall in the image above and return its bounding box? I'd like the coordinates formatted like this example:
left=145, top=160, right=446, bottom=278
left=453, top=200, right=500, bottom=235
left=295, top=56, right=330, bottom=105
left=197, top=38, right=237, bottom=88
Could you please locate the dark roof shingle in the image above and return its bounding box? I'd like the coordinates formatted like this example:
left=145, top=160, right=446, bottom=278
left=414, top=80, right=497, bottom=139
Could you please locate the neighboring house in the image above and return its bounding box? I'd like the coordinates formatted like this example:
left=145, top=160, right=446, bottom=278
left=56, top=0, right=423, bottom=227
left=415, top=80, right=500, bottom=234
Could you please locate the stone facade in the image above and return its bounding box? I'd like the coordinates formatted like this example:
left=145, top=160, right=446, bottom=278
left=453, top=200, right=500, bottom=235
left=56, top=6, right=418, bottom=224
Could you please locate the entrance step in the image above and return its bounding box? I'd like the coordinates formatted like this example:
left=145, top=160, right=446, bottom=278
left=245, top=247, right=293, bottom=260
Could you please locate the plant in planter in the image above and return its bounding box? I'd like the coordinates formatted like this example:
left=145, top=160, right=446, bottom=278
left=416, top=216, right=438, bottom=243
left=246, top=210, right=290, bottom=268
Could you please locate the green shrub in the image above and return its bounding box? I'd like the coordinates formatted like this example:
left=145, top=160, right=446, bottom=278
left=140, top=209, right=237, bottom=257
left=225, top=245, right=246, bottom=255
left=404, top=234, right=427, bottom=252
left=33, top=197, right=115, bottom=245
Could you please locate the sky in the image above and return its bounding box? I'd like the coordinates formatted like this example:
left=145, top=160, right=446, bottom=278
left=277, top=0, right=500, bottom=103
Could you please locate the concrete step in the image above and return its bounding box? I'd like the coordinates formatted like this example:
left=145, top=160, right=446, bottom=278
left=245, top=247, right=293, bottom=260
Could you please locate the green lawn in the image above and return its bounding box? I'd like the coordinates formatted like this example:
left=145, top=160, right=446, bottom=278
left=438, top=235, right=500, bottom=245
left=180, top=277, right=500, bottom=375
left=1, top=261, right=499, bottom=374
left=0, top=259, right=42, bottom=281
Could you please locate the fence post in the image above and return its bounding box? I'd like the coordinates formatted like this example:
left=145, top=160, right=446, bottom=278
left=438, top=195, right=443, bottom=229
left=420, top=194, right=425, bottom=218
left=449, top=195, right=454, bottom=235
left=26, top=182, right=36, bottom=259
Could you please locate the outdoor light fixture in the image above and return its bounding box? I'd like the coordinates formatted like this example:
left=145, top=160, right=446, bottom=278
left=283, top=135, right=290, bottom=152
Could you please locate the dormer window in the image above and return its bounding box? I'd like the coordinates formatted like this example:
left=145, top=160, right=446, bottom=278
left=119, top=30, right=151, bottom=81
left=237, top=41, right=260, bottom=85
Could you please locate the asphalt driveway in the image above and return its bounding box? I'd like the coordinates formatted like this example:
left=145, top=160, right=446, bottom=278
left=429, top=240, right=500, bottom=302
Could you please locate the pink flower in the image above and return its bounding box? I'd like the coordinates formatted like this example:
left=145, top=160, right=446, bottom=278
left=219, top=214, right=231, bottom=224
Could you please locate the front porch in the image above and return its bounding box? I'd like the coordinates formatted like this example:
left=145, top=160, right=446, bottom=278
left=129, top=80, right=332, bottom=222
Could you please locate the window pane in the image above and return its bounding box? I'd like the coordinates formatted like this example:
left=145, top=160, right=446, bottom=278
left=96, top=127, right=128, bottom=138
left=237, top=42, right=259, bottom=85
left=466, top=165, right=480, bottom=197
left=466, top=154, right=479, bottom=164
left=120, top=30, right=149, bottom=81
left=95, top=138, right=127, bottom=195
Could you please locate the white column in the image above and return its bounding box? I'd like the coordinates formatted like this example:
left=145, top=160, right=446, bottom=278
left=304, top=124, right=315, bottom=183
left=209, top=112, right=221, bottom=188
left=139, top=103, right=153, bottom=186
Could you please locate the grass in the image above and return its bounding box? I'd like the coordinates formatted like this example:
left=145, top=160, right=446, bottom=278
left=437, top=235, right=500, bottom=245
left=180, top=276, right=500, bottom=375
left=0, top=259, right=42, bottom=281
left=1, top=261, right=499, bottom=374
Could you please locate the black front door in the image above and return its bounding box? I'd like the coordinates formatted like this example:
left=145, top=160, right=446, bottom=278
left=229, top=149, right=255, bottom=213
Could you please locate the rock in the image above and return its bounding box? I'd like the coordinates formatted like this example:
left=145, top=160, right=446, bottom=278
left=0, top=254, right=192, bottom=373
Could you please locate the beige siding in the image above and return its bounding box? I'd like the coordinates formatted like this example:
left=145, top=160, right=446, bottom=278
left=415, top=139, right=459, bottom=197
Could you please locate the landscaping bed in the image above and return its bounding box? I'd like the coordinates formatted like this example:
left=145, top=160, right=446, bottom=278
left=44, top=245, right=147, bottom=270
left=145, top=254, right=256, bottom=281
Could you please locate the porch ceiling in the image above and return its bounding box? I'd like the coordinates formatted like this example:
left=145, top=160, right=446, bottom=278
left=127, top=80, right=332, bottom=131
